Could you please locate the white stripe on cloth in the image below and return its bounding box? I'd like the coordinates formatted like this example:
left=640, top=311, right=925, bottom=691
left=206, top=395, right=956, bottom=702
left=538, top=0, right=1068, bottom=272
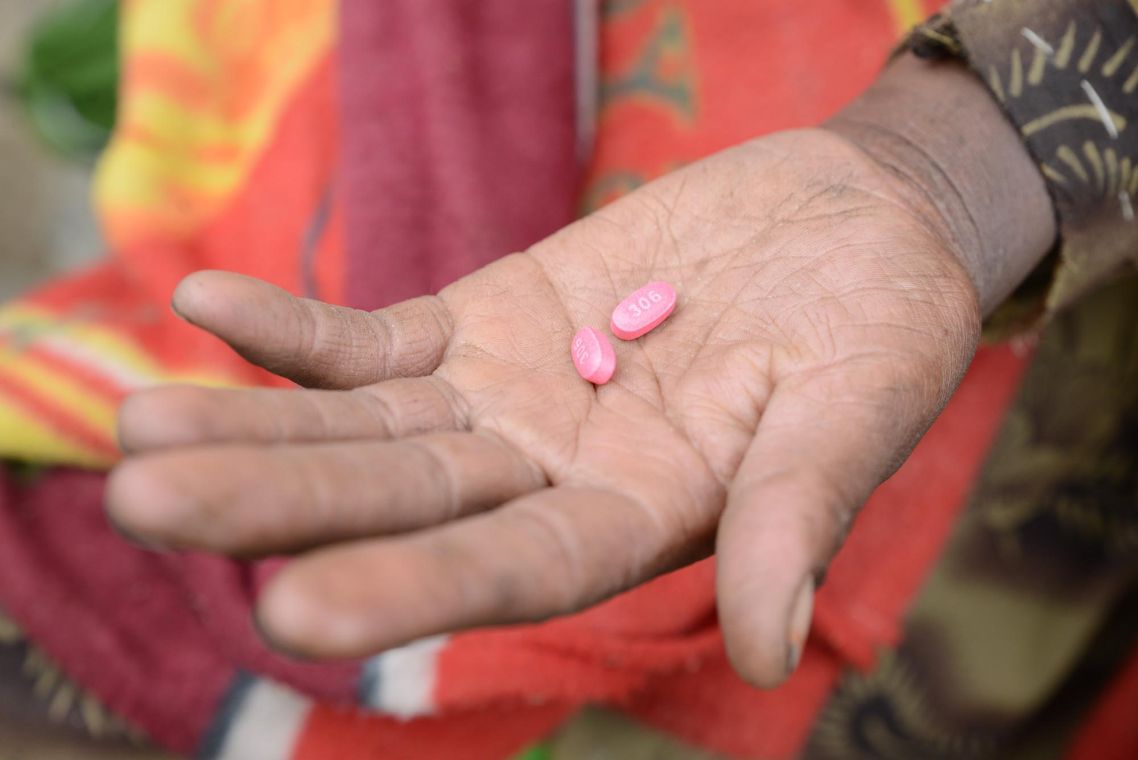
left=213, top=679, right=312, bottom=760
left=29, top=335, right=158, bottom=390
left=360, top=635, right=449, bottom=719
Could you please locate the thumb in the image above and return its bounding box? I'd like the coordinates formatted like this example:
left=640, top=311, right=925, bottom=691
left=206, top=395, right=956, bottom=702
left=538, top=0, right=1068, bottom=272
left=716, top=359, right=943, bottom=687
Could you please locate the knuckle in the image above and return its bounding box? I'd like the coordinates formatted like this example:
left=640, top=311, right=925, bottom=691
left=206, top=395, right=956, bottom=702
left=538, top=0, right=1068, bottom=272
left=506, top=507, right=587, bottom=616
left=354, top=387, right=402, bottom=436
left=375, top=296, right=452, bottom=377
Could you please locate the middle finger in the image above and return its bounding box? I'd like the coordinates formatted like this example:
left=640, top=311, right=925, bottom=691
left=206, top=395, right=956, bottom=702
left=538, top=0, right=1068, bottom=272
left=106, top=431, right=546, bottom=554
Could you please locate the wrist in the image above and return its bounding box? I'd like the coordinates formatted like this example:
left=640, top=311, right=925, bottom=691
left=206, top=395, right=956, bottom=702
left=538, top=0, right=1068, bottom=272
left=826, top=53, right=1057, bottom=315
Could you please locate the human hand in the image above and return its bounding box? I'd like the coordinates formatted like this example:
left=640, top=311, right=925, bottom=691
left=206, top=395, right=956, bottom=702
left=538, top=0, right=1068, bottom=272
left=107, top=57, right=1054, bottom=688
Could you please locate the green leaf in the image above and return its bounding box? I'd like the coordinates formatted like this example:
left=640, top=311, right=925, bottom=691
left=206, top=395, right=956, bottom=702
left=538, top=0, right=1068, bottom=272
left=511, top=744, right=554, bottom=760
left=13, top=0, right=119, bottom=160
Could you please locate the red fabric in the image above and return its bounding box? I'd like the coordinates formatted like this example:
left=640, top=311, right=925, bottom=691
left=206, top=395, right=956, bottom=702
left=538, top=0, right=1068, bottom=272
left=587, top=1, right=902, bottom=177
left=293, top=704, right=572, bottom=760
left=1063, top=645, right=1138, bottom=760
left=339, top=0, right=580, bottom=312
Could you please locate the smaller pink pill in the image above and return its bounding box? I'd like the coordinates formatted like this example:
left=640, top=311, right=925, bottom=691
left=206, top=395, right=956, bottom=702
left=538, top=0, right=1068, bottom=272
left=610, top=281, right=677, bottom=340
left=570, top=326, right=616, bottom=385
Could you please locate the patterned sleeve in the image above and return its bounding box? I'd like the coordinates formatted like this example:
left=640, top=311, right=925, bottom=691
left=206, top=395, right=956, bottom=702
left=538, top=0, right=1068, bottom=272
left=908, top=0, right=1138, bottom=322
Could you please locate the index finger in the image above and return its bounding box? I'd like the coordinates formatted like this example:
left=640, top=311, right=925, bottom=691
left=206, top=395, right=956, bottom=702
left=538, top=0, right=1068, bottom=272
left=173, top=271, right=455, bottom=389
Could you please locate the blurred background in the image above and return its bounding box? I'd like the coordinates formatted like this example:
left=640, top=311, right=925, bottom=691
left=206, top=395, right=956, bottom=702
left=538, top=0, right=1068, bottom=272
left=0, top=4, right=172, bottom=755
left=0, top=0, right=110, bottom=303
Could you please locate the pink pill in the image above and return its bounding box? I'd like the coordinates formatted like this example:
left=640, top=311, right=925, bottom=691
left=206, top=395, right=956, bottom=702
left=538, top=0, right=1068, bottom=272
left=570, top=327, right=616, bottom=385
left=610, top=281, right=677, bottom=340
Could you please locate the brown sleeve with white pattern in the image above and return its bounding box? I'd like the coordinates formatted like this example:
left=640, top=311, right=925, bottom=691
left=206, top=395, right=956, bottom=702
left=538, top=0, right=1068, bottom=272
left=910, top=0, right=1138, bottom=318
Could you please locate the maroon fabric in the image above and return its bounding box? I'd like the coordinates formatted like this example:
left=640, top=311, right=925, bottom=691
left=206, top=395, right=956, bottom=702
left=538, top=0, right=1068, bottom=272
left=169, top=553, right=360, bottom=699
left=0, top=470, right=230, bottom=754
left=339, top=0, right=581, bottom=311
left=0, top=469, right=363, bottom=752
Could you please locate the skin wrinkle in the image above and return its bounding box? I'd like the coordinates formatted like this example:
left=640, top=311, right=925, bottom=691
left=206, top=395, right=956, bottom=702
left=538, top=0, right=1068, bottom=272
left=400, top=437, right=465, bottom=522
left=522, top=251, right=591, bottom=335
left=356, top=385, right=408, bottom=437
left=760, top=410, right=896, bottom=508
left=386, top=382, right=433, bottom=435
left=775, top=353, right=925, bottom=433
left=784, top=202, right=886, bottom=226
left=731, top=468, right=851, bottom=568
left=681, top=254, right=785, bottom=378
left=462, top=374, right=590, bottom=486
left=593, top=226, right=625, bottom=304
left=368, top=308, right=401, bottom=381
left=501, top=499, right=592, bottom=615
left=279, top=450, right=344, bottom=546
left=304, top=446, right=362, bottom=538
left=634, top=337, right=669, bottom=411
left=600, top=433, right=721, bottom=555
left=290, top=390, right=336, bottom=442
left=658, top=172, right=693, bottom=292
left=629, top=490, right=720, bottom=579
left=420, top=295, right=457, bottom=366
left=285, top=295, right=330, bottom=381
left=383, top=297, right=450, bottom=379
left=474, top=426, right=551, bottom=497
left=795, top=305, right=843, bottom=366
left=827, top=118, right=985, bottom=289
left=480, top=412, right=576, bottom=488
left=678, top=350, right=771, bottom=486
left=326, top=305, right=372, bottom=383
left=619, top=495, right=694, bottom=607
left=774, top=182, right=859, bottom=228
left=427, top=374, right=472, bottom=431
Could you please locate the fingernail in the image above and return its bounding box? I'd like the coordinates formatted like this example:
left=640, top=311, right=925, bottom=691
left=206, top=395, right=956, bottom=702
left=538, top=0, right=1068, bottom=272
left=785, top=576, right=814, bottom=676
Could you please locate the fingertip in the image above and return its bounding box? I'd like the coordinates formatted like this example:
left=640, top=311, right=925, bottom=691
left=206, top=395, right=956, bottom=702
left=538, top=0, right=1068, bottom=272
left=115, top=392, right=144, bottom=456
left=718, top=572, right=804, bottom=690
left=256, top=566, right=377, bottom=661
left=116, top=387, right=179, bottom=453
left=171, top=270, right=225, bottom=324
left=117, top=386, right=223, bottom=453
left=172, top=270, right=284, bottom=330
left=251, top=600, right=314, bottom=662
left=717, top=476, right=826, bottom=689
left=105, top=458, right=181, bottom=551
left=719, top=576, right=814, bottom=689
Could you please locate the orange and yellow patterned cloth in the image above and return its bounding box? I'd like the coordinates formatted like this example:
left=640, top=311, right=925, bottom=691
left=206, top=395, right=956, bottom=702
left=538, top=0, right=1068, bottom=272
left=0, top=0, right=342, bottom=467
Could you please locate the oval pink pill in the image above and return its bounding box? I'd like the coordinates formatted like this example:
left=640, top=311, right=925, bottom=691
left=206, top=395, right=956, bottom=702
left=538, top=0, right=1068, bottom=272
left=570, top=327, right=616, bottom=385
left=610, top=281, right=677, bottom=340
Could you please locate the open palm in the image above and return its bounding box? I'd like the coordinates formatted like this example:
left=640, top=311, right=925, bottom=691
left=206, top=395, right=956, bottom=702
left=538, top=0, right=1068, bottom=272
left=109, top=128, right=981, bottom=687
